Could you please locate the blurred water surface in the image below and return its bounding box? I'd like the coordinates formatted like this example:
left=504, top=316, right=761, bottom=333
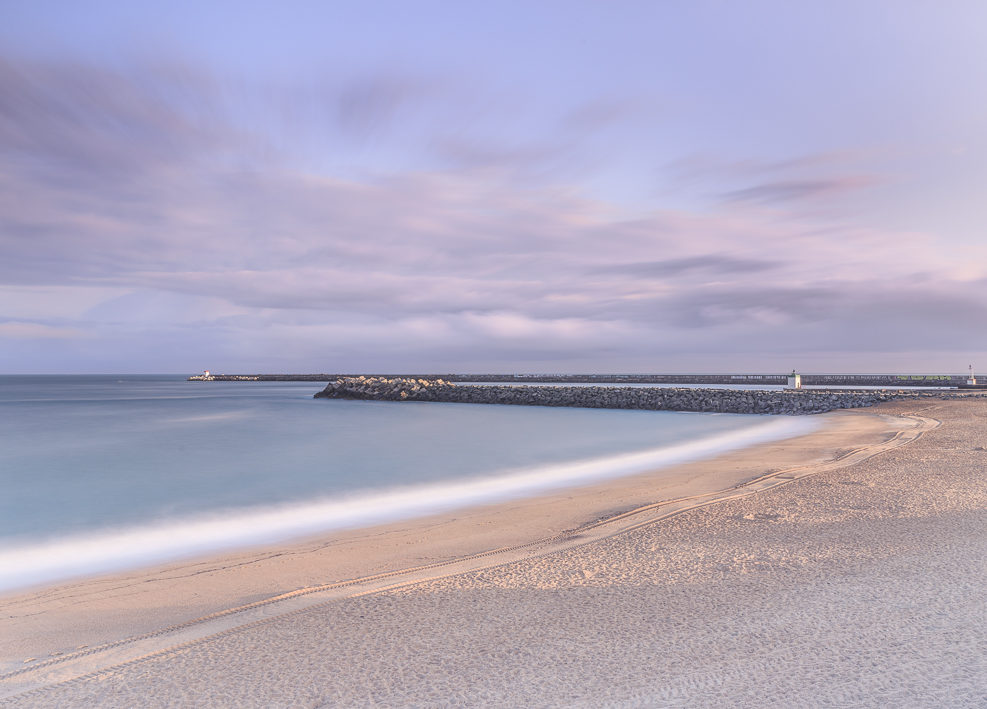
left=0, top=374, right=813, bottom=591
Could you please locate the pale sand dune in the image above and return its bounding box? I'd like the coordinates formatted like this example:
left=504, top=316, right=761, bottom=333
left=1, top=400, right=985, bottom=707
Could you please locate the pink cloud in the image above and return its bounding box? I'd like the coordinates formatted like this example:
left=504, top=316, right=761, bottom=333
left=3, top=53, right=987, bottom=372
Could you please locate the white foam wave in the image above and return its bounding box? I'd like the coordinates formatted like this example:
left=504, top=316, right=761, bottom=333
left=0, top=416, right=818, bottom=594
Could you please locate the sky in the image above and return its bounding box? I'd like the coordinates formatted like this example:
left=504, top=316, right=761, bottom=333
left=2, top=1, right=986, bottom=374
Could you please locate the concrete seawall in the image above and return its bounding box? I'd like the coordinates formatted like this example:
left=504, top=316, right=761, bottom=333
left=313, top=377, right=936, bottom=415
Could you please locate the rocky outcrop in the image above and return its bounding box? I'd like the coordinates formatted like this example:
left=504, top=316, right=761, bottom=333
left=313, top=376, right=933, bottom=415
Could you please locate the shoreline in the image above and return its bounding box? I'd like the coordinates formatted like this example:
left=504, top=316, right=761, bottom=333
left=5, top=399, right=985, bottom=705
left=0, top=411, right=815, bottom=596
left=0, top=404, right=922, bottom=694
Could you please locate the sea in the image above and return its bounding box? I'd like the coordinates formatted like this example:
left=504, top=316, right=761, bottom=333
left=0, top=375, right=818, bottom=593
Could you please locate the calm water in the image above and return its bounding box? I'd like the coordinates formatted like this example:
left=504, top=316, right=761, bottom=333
left=0, top=375, right=816, bottom=591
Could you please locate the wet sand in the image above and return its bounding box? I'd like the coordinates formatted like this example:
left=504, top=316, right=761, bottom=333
left=1, top=399, right=984, bottom=706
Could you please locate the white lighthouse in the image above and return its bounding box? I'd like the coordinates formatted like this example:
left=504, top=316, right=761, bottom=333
left=787, top=369, right=802, bottom=389
left=967, top=365, right=977, bottom=386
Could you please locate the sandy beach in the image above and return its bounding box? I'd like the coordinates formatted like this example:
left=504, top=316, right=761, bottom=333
left=1, top=398, right=984, bottom=707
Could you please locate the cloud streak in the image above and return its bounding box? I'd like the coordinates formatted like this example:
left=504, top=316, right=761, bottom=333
left=719, top=176, right=879, bottom=204
left=593, top=255, right=782, bottom=278
left=1, top=54, right=985, bottom=372
left=0, top=321, right=86, bottom=339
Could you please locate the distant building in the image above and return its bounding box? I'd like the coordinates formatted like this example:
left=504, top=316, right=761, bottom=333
left=787, top=370, right=802, bottom=389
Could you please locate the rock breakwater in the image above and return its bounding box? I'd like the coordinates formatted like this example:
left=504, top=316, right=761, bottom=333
left=314, top=377, right=919, bottom=415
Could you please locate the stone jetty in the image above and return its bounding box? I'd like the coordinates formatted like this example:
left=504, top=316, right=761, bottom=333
left=313, top=376, right=936, bottom=415
left=192, top=372, right=964, bottom=386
